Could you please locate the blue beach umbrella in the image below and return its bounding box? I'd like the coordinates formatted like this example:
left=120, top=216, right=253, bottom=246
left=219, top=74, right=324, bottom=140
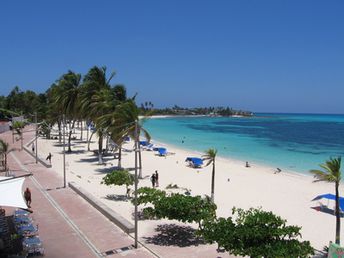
left=312, top=193, right=344, bottom=212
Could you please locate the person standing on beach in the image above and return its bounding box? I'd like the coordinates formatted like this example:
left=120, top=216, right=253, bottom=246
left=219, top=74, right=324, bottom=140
left=46, top=152, right=52, bottom=163
left=150, top=173, right=156, bottom=188
left=32, top=143, right=35, bottom=153
left=24, top=187, right=32, bottom=208
left=155, top=170, right=159, bottom=187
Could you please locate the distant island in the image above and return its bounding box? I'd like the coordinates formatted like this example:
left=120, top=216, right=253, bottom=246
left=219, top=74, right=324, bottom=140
left=140, top=104, right=253, bottom=117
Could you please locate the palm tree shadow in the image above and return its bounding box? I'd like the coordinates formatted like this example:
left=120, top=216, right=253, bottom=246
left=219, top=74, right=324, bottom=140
left=142, top=224, right=205, bottom=247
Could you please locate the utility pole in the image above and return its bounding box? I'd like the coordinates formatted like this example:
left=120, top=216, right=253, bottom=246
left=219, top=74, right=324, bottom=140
left=35, top=112, right=38, bottom=163
left=134, top=120, right=138, bottom=248
left=63, top=114, right=66, bottom=188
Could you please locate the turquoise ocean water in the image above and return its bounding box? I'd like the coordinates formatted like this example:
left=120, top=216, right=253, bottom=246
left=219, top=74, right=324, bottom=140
left=143, top=113, right=344, bottom=175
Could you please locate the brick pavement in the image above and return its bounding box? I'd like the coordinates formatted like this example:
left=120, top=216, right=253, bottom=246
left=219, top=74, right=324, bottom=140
left=1, top=129, right=153, bottom=258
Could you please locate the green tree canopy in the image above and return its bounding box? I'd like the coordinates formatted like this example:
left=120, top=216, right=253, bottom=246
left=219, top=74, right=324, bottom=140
left=201, top=207, right=314, bottom=258
left=101, top=169, right=134, bottom=195
left=133, top=187, right=216, bottom=228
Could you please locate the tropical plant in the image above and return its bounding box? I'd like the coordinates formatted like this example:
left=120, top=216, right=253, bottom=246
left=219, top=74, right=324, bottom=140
left=39, top=120, right=51, bottom=139
left=310, top=157, right=342, bottom=245
left=101, top=169, right=134, bottom=196
left=55, top=71, right=82, bottom=152
left=201, top=207, right=314, bottom=257
left=80, top=66, right=115, bottom=163
left=12, top=121, right=25, bottom=149
left=0, top=139, right=9, bottom=172
left=133, top=187, right=216, bottom=228
left=110, top=99, right=151, bottom=178
left=203, top=148, right=218, bottom=202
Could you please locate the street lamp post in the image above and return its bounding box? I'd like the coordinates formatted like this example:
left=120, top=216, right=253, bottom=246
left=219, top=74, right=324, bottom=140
left=63, top=114, right=66, bottom=188
left=35, top=112, right=38, bottom=163
left=134, top=120, right=138, bottom=248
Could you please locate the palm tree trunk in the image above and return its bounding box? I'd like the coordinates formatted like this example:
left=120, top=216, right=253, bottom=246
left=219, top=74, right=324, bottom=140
left=86, top=123, right=89, bottom=144
left=58, top=120, right=62, bottom=143
left=80, top=120, right=83, bottom=140
left=98, top=133, right=103, bottom=164
left=118, top=144, right=122, bottom=168
left=138, top=143, right=143, bottom=179
left=67, top=120, right=76, bottom=152
left=335, top=182, right=341, bottom=245
left=211, top=160, right=215, bottom=202
left=88, top=131, right=95, bottom=151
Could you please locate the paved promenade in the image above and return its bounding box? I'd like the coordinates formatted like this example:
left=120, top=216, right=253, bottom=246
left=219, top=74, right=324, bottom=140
left=1, top=127, right=236, bottom=258
left=1, top=129, right=153, bottom=258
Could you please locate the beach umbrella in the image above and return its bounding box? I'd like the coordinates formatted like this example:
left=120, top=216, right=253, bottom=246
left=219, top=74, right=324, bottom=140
left=312, top=193, right=344, bottom=212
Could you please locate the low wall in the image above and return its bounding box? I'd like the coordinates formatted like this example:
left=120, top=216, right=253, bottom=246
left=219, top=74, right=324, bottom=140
left=68, top=182, right=135, bottom=234
left=23, top=137, right=52, bottom=168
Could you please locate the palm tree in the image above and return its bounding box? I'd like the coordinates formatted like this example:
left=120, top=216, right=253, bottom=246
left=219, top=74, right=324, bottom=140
left=80, top=66, right=115, bottom=163
left=203, top=148, right=218, bottom=202
left=310, top=157, right=342, bottom=245
left=101, top=99, right=150, bottom=178
left=55, top=71, right=82, bottom=152
left=46, top=83, right=65, bottom=143
left=0, top=139, right=9, bottom=173
left=12, top=121, right=25, bottom=150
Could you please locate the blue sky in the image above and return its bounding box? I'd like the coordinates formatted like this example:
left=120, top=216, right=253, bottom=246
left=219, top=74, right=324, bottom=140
left=0, top=1, right=343, bottom=113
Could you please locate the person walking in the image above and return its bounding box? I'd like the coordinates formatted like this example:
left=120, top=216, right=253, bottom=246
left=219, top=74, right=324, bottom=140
left=155, top=170, right=159, bottom=187
left=46, top=152, right=52, bottom=163
left=150, top=173, right=156, bottom=188
left=31, top=143, right=35, bottom=153
left=24, top=187, right=32, bottom=208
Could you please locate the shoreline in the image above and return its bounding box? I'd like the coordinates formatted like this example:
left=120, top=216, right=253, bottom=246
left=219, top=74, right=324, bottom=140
left=152, top=137, right=312, bottom=178
left=36, top=127, right=344, bottom=250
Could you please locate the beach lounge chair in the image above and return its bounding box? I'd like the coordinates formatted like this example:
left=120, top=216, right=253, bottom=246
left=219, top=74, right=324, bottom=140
left=157, top=147, right=167, bottom=156
left=185, top=157, right=203, bottom=168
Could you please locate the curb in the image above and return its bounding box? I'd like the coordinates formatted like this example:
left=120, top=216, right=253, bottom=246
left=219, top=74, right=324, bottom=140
left=68, top=181, right=135, bottom=234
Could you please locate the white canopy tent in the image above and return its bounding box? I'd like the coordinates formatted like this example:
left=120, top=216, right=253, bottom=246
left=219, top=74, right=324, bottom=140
left=0, top=176, right=28, bottom=209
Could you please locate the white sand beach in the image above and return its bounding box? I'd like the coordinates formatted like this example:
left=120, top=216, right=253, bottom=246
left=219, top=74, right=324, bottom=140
left=36, top=127, right=344, bottom=251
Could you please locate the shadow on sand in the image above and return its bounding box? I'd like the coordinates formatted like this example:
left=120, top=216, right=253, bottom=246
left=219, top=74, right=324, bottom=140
left=311, top=206, right=344, bottom=217
left=142, top=224, right=205, bottom=247
left=104, top=194, right=130, bottom=202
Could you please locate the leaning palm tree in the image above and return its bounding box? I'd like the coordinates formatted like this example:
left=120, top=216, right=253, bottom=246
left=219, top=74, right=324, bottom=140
left=203, top=148, right=218, bottom=202
left=104, top=99, right=150, bottom=179
left=311, top=157, right=342, bottom=245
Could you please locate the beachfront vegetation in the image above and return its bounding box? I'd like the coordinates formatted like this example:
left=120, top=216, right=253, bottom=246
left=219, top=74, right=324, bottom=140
left=134, top=187, right=313, bottom=257
left=101, top=169, right=134, bottom=196
left=12, top=121, right=25, bottom=150
left=201, top=207, right=314, bottom=257
left=310, top=157, right=342, bottom=245
left=142, top=105, right=253, bottom=117
left=55, top=71, right=82, bottom=152
left=203, top=148, right=218, bottom=202
left=133, top=187, right=216, bottom=228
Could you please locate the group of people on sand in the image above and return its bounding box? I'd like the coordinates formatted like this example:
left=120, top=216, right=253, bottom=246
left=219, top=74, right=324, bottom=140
left=150, top=170, right=159, bottom=187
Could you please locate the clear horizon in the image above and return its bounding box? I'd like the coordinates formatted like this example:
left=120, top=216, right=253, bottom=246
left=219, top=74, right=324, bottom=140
left=0, top=1, right=343, bottom=114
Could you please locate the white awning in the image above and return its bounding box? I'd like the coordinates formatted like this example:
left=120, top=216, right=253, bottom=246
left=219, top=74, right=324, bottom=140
left=0, top=177, right=28, bottom=209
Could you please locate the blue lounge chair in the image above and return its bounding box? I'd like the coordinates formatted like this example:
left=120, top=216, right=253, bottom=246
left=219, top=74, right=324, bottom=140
left=157, top=147, right=167, bottom=156
left=185, top=157, right=203, bottom=168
